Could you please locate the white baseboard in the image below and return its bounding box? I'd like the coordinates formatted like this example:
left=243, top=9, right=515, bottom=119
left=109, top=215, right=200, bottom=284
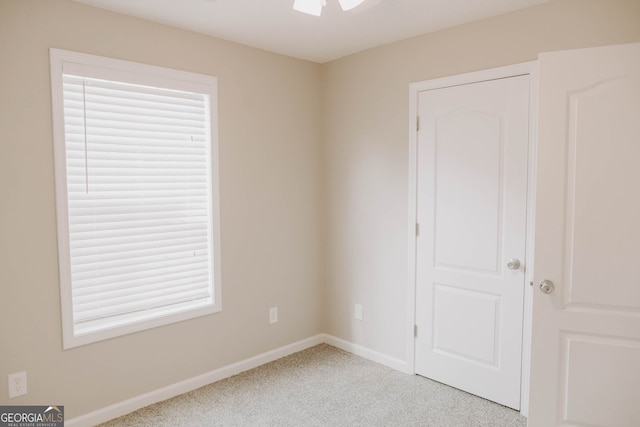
left=66, top=334, right=324, bottom=427
left=321, top=334, right=410, bottom=373
left=66, top=334, right=408, bottom=426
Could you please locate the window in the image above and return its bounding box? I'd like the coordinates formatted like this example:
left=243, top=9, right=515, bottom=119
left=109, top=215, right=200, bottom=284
left=50, top=49, right=221, bottom=349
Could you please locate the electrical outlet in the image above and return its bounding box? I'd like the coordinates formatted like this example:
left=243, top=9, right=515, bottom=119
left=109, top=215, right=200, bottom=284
left=8, top=371, right=27, bottom=398
left=269, top=307, right=278, bottom=324
left=355, top=303, right=363, bottom=320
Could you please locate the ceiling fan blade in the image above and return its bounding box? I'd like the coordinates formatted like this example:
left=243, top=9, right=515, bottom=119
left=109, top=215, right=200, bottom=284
left=338, top=0, right=366, bottom=11
left=293, top=0, right=325, bottom=16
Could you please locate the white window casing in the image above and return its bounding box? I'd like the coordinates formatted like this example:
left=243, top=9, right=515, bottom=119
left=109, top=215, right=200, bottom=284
left=50, top=49, right=222, bottom=349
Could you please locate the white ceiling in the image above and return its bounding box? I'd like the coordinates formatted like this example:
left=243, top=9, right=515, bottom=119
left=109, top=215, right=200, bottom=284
left=74, top=0, right=550, bottom=63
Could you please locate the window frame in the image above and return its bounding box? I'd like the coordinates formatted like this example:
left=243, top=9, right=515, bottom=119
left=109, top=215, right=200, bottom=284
left=50, top=48, right=222, bottom=349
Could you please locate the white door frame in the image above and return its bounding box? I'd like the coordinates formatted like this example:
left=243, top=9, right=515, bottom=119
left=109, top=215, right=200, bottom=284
left=407, top=61, right=539, bottom=416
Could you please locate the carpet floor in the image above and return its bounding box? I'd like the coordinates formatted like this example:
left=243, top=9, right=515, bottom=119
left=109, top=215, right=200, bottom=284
left=99, top=344, right=527, bottom=426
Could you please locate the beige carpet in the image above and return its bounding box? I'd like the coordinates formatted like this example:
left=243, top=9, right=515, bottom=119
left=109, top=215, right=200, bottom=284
left=99, top=344, right=527, bottom=426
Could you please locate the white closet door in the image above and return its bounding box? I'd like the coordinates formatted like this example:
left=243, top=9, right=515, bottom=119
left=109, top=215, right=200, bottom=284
left=415, top=75, right=530, bottom=410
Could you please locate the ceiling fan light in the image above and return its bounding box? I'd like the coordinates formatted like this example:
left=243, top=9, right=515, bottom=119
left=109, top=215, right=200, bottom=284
left=293, top=0, right=325, bottom=16
left=338, top=0, right=366, bottom=11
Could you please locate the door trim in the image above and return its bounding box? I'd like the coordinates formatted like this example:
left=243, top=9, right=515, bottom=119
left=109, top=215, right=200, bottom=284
left=407, top=61, right=539, bottom=416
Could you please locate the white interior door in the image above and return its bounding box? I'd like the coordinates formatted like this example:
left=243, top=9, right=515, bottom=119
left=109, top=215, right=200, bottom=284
left=415, top=74, right=530, bottom=410
left=529, top=42, right=640, bottom=426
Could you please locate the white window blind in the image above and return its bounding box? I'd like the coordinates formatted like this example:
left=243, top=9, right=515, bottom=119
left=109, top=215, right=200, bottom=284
left=50, top=49, right=221, bottom=348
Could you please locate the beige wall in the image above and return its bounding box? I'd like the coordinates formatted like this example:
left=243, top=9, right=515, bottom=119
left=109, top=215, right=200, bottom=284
left=0, top=0, right=322, bottom=417
left=321, top=0, right=640, bottom=361
left=2, top=0, right=640, bottom=421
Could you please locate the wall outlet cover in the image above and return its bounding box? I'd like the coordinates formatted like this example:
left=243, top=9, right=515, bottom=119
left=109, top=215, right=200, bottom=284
left=8, top=371, right=27, bottom=398
left=355, top=303, right=363, bottom=320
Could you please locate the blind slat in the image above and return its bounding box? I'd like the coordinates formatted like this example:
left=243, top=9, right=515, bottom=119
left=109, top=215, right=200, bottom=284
left=72, top=263, right=210, bottom=290
left=71, top=250, right=209, bottom=277
left=70, top=241, right=209, bottom=266
left=64, top=135, right=208, bottom=148
left=74, top=288, right=211, bottom=323
left=68, top=211, right=210, bottom=226
left=75, top=280, right=211, bottom=305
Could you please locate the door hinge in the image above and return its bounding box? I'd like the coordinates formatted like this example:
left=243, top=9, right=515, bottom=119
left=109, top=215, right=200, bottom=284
left=414, top=324, right=418, bottom=337
left=416, top=116, right=420, bottom=131
left=416, top=223, right=420, bottom=236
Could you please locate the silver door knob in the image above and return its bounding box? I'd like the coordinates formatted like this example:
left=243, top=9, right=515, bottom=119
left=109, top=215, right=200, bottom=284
left=539, top=280, right=555, bottom=294
left=507, top=258, right=521, bottom=270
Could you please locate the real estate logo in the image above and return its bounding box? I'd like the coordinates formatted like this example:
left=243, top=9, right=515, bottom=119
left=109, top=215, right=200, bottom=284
left=0, top=405, right=64, bottom=427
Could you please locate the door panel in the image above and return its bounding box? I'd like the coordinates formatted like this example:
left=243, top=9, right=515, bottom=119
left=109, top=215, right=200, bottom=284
left=434, top=109, right=502, bottom=272
left=415, top=75, right=530, bottom=410
left=562, top=334, right=640, bottom=426
left=530, top=42, right=640, bottom=426
left=566, top=77, right=640, bottom=311
left=432, top=284, right=501, bottom=366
